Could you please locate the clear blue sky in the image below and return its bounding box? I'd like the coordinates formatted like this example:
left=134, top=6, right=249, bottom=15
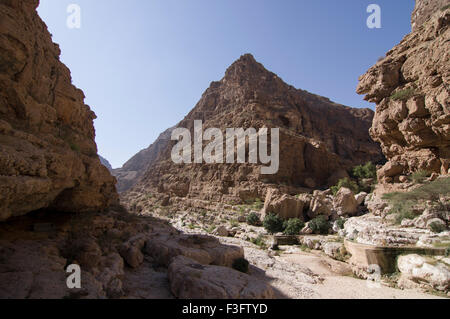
left=37, top=0, right=415, bottom=168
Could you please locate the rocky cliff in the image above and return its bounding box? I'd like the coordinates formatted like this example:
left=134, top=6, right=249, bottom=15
left=412, top=0, right=449, bottom=31
left=357, top=4, right=449, bottom=182
left=113, top=127, right=174, bottom=192
left=126, top=54, right=383, bottom=205
left=0, top=0, right=118, bottom=221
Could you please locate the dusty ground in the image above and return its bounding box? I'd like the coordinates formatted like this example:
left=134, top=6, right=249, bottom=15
left=179, top=225, right=444, bottom=299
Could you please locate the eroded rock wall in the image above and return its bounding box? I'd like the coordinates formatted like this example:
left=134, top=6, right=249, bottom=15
left=0, top=0, right=118, bottom=220
left=357, top=7, right=449, bottom=182
left=412, top=0, right=449, bottom=31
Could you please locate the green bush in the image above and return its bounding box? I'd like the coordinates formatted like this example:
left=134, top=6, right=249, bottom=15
left=309, top=216, right=331, bottom=235
left=250, top=234, right=267, bottom=249
left=331, top=178, right=359, bottom=195
left=353, top=162, right=377, bottom=180
left=247, top=212, right=261, bottom=226
left=383, top=178, right=450, bottom=225
left=232, top=257, right=250, bottom=273
left=390, top=88, right=416, bottom=101
left=263, top=213, right=285, bottom=234
left=429, top=222, right=446, bottom=234
left=409, top=170, right=431, bottom=184
left=335, top=218, right=346, bottom=230
left=283, top=218, right=305, bottom=236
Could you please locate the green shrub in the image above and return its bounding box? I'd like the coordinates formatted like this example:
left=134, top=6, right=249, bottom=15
left=232, top=258, right=249, bottom=273
left=250, top=234, right=267, bottom=249
left=309, top=216, right=331, bottom=235
left=353, top=162, right=377, bottom=180
left=335, top=218, right=346, bottom=230
left=70, top=142, right=80, bottom=153
left=331, top=178, right=359, bottom=195
left=390, top=88, right=416, bottom=101
left=409, top=170, right=431, bottom=184
left=429, top=222, right=446, bottom=234
left=247, top=212, right=261, bottom=226
left=283, top=218, right=305, bottom=236
left=383, top=178, right=450, bottom=225
left=441, top=4, right=450, bottom=11
left=263, top=213, right=285, bottom=234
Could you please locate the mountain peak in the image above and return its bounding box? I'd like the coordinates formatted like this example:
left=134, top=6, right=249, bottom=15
left=223, top=53, right=273, bottom=83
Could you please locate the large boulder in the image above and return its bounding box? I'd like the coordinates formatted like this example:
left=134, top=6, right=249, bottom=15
left=168, top=256, right=275, bottom=299
left=261, top=189, right=306, bottom=220
left=144, top=234, right=244, bottom=267
left=334, top=188, right=358, bottom=216
left=398, top=254, right=450, bottom=291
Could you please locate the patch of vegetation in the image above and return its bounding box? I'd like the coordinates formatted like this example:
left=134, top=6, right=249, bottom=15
left=263, top=213, right=285, bottom=234
left=229, top=219, right=239, bottom=228
left=205, top=225, right=216, bottom=234
left=335, top=218, right=346, bottom=230
left=429, top=221, right=446, bottom=234
left=250, top=235, right=267, bottom=249
left=409, top=170, right=431, bottom=184
left=309, top=216, right=331, bottom=235
left=245, top=198, right=264, bottom=210
left=352, top=162, right=377, bottom=180
left=232, top=258, right=249, bottom=274
left=69, top=142, right=80, bottom=153
left=247, top=212, right=261, bottom=226
left=331, top=177, right=359, bottom=195
left=383, top=177, right=450, bottom=224
left=390, top=88, right=416, bottom=101
left=282, top=218, right=304, bottom=236
left=441, top=4, right=450, bottom=11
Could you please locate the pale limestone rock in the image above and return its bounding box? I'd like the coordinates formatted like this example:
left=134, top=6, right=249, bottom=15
left=355, top=192, right=368, bottom=206
left=398, top=254, right=450, bottom=291
left=334, top=188, right=358, bottom=216
left=168, top=256, right=275, bottom=299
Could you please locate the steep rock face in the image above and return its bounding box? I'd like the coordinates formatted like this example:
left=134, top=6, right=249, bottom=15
left=113, top=127, right=174, bottom=192
left=412, top=0, right=449, bottom=31
left=128, top=54, right=383, bottom=204
left=0, top=0, right=118, bottom=221
left=357, top=6, right=449, bottom=182
left=99, top=156, right=113, bottom=172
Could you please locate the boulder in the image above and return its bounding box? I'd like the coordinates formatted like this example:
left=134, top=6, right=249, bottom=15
left=322, top=242, right=346, bottom=260
left=145, top=234, right=244, bottom=267
left=119, top=235, right=146, bottom=268
left=397, top=254, right=450, bottom=291
left=262, top=189, right=305, bottom=220
left=168, top=256, right=275, bottom=299
left=355, top=192, right=368, bottom=206
left=334, top=188, right=358, bottom=216
left=213, top=226, right=229, bottom=237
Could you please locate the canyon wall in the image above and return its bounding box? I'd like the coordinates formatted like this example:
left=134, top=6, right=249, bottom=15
left=357, top=3, right=449, bottom=182
left=412, top=0, right=449, bottom=31
left=0, top=0, right=118, bottom=221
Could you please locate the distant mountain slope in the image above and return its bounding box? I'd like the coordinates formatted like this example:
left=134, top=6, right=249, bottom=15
left=113, top=127, right=174, bottom=192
